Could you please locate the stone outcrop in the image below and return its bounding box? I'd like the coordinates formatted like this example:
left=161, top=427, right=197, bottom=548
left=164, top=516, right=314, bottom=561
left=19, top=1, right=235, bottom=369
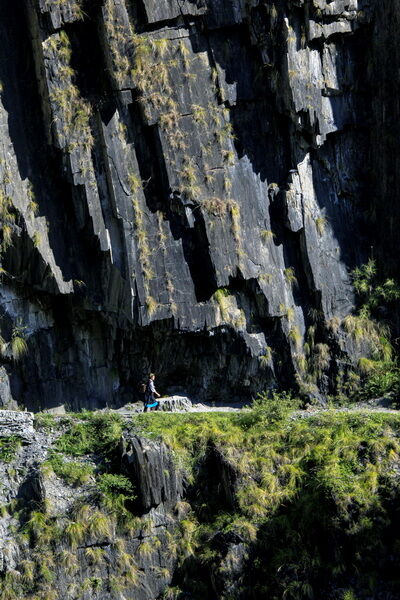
left=158, top=395, right=193, bottom=412
left=0, top=410, right=34, bottom=440
left=0, top=0, right=397, bottom=410
left=121, top=434, right=183, bottom=512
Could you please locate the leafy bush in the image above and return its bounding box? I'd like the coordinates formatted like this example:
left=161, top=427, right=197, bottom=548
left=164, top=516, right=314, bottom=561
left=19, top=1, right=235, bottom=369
left=358, top=361, right=400, bottom=401
left=96, top=473, right=136, bottom=517
left=97, top=473, right=135, bottom=497
left=250, top=390, right=301, bottom=427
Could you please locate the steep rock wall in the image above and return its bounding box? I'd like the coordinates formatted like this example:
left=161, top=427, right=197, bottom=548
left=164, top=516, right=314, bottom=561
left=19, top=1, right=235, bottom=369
left=0, top=0, right=392, bottom=410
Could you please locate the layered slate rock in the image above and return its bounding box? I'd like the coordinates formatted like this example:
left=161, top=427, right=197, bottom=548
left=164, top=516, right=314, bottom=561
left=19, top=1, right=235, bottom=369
left=121, top=434, right=183, bottom=512
left=0, top=410, right=34, bottom=440
left=0, top=0, right=394, bottom=409
left=158, top=395, right=193, bottom=412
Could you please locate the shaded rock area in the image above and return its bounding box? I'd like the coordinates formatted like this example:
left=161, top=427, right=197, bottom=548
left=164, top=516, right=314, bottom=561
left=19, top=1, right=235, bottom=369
left=121, top=434, right=183, bottom=512
left=0, top=0, right=397, bottom=411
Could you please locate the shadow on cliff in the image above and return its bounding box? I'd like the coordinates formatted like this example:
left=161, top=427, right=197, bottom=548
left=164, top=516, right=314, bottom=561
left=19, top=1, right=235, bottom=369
left=186, top=15, right=317, bottom=324
left=128, top=99, right=218, bottom=302
left=0, top=1, right=85, bottom=283
left=188, top=4, right=371, bottom=279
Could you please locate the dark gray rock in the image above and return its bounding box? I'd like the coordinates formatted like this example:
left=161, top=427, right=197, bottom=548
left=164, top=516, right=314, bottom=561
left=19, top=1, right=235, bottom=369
left=121, top=434, right=183, bottom=512
left=0, top=0, right=395, bottom=412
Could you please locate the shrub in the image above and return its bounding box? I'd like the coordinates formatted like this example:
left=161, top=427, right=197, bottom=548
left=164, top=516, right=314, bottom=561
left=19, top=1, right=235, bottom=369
left=357, top=361, right=400, bottom=401
left=56, top=412, right=123, bottom=457
left=250, top=391, right=301, bottom=428
left=97, top=473, right=135, bottom=515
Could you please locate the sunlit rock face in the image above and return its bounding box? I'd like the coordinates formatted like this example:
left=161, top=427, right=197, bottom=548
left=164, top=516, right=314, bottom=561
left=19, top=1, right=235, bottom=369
left=0, top=0, right=396, bottom=410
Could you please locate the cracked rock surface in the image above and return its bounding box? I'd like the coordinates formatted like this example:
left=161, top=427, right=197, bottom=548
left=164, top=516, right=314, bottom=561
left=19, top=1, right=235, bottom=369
left=0, top=0, right=397, bottom=410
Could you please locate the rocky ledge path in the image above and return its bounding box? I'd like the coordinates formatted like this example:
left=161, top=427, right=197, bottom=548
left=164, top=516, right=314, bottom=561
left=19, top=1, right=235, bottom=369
left=114, top=395, right=400, bottom=417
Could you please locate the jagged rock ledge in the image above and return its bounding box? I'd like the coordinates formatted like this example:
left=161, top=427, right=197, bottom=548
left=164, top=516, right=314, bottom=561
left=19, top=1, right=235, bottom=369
left=0, top=410, right=35, bottom=440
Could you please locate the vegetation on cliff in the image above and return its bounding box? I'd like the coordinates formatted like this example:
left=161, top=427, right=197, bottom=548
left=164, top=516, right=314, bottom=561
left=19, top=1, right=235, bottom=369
left=1, top=403, right=400, bottom=599
left=135, top=400, right=400, bottom=599
left=334, top=260, right=400, bottom=404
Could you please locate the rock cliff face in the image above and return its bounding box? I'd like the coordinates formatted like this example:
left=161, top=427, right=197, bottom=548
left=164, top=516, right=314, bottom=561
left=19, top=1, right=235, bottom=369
left=0, top=412, right=184, bottom=600
left=0, top=0, right=397, bottom=410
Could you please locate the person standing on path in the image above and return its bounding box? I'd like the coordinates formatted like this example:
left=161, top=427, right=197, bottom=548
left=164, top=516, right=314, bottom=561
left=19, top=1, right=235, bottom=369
left=144, top=373, right=160, bottom=412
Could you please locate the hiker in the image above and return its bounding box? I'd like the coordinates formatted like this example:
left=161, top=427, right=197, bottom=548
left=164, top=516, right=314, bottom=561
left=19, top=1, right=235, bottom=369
left=144, top=373, right=161, bottom=412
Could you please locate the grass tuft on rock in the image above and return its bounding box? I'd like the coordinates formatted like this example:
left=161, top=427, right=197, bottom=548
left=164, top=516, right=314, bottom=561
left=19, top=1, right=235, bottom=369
left=0, top=435, right=21, bottom=463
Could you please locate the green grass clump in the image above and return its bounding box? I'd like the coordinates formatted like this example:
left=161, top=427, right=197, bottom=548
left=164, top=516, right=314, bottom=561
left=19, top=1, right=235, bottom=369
left=55, top=412, right=123, bottom=457
left=249, top=391, right=301, bottom=427
left=43, top=455, right=94, bottom=487
left=134, top=411, right=240, bottom=478
left=34, top=412, right=57, bottom=432
left=284, top=266, right=297, bottom=286
left=23, top=511, right=61, bottom=548
left=0, top=435, right=21, bottom=463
